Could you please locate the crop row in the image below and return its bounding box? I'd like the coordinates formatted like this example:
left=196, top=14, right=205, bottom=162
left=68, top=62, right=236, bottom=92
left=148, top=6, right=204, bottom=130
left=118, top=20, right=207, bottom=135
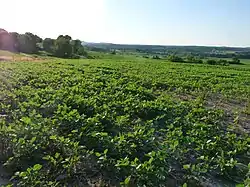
left=0, top=59, right=249, bottom=186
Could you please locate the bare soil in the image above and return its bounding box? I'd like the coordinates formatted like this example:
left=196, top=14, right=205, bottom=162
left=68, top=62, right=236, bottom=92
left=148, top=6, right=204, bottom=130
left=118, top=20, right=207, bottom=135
left=0, top=55, right=46, bottom=62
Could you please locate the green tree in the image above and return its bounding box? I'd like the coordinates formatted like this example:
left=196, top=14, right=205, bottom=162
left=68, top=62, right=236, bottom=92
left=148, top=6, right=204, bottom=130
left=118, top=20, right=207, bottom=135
left=43, top=38, right=55, bottom=53
left=206, top=59, right=217, bottom=65
left=186, top=55, right=203, bottom=64
left=71, top=39, right=82, bottom=54
left=18, top=32, right=42, bottom=53
left=231, top=56, right=240, bottom=64
left=10, top=32, right=20, bottom=51
left=186, top=54, right=195, bottom=62
left=54, top=35, right=73, bottom=58
left=77, top=46, right=87, bottom=56
left=18, top=34, right=31, bottom=53
left=64, top=35, right=72, bottom=41
left=168, top=54, right=184, bottom=62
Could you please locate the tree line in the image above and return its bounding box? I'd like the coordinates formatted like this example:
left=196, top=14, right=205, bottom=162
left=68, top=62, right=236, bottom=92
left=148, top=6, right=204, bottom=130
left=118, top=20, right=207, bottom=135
left=146, top=53, right=241, bottom=65
left=0, top=28, right=87, bottom=58
left=167, top=54, right=241, bottom=65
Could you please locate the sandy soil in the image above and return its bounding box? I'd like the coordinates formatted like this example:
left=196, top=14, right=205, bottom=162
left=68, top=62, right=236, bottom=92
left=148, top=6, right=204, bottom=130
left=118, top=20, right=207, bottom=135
left=0, top=55, right=45, bottom=62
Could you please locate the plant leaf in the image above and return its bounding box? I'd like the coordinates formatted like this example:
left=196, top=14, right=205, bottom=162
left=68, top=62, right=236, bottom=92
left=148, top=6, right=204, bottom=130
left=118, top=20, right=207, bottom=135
left=33, top=164, right=42, bottom=171
left=124, top=176, right=131, bottom=185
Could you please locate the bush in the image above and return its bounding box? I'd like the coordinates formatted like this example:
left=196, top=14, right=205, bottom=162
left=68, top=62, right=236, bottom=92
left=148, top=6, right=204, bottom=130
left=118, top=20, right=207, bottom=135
left=186, top=55, right=203, bottom=64
left=230, top=57, right=241, bottom=64
left=168, top=55, right=184, bottom=62
left=206, top=59, right=217, bottom=65
left=77, top=47, right=88, bottom=56
left=111, top=50, right=116, bottom=55
left=152, top=55, right=161, bottom=59
left=205, top=59, right=230, bottom=66
left=218, top=59, right=229, bottom=66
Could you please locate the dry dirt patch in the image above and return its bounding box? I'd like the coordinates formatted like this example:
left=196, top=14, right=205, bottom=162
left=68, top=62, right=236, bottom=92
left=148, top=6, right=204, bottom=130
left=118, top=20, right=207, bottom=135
left=0, top=55, right=46, bottom=62
left=0, top=56, right=12, bottom=61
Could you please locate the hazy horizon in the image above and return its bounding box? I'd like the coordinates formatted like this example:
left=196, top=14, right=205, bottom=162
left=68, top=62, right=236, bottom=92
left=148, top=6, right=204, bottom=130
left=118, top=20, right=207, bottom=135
left=84, top=41, right=250, bottom=48
left=1, top=0, right=250, bottom=47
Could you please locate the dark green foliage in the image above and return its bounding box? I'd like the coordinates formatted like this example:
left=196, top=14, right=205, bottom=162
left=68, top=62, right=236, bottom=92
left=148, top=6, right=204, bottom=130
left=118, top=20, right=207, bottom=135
left=64, top=35, right=72, bottom=41
left=77, top=47, right=87, bottom=56
left=205, top=58, right=234, bottom=66
left=0, top=29, right=42, bottom=54
left=43, top=36, right=87, bottom=58
left=206, top=59, right=217, bottom=65
left=71, top=39, right=87, bottom=57
left=43, top=38, right=55, bottom=53
left=9, top=32, right=20, bottom=51
left=71, top=39, right=82, bottom=54
left=17, top=34, right=31, bottom=53
left=168, top=54, right=203, bottom=64
left=168, top=54, right=184, bottom=62
left=18, top=33, right=42, bottom=54
left=45, top=35, right=88, bottom=58
left=152, top=55, right=161, bottom=59
left=111, top=49, right=116, bottom=55
left=218, top=59, right=229, bottom=65
left=231, top=56, right=241, bottom=64
left=186, top=55, right=203, bottom=64
left=54, top=35, right=73, bottom=58
left=0, top=28, right=87, bottom=59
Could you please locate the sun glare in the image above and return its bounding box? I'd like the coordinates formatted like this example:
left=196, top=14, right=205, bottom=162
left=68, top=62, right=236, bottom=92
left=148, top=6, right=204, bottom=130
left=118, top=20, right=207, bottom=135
left=0, top=0, right=105, bottom=40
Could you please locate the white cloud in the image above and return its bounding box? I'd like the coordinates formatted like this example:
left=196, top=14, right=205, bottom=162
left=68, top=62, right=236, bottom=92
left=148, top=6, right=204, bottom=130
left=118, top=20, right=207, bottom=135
left=0, top=0, right=105, bottom=41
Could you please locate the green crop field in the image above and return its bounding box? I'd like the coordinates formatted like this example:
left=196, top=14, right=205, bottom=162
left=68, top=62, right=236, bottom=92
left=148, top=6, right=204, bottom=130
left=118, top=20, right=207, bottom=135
left=0, top=57, right=249, bottom=186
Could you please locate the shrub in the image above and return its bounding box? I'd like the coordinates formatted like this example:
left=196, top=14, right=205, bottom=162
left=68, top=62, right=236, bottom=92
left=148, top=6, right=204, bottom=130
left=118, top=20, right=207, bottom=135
left=230, top=57, right=241, bottom=64
left=168, top=54, right=184, bottom=62
left=186, top=55, right=203, bottom=64
left=218, top=59, right=229, bottom=66
left=152, top=55, right=161, bottom=59
left=206, top=59, right=217, bottom=65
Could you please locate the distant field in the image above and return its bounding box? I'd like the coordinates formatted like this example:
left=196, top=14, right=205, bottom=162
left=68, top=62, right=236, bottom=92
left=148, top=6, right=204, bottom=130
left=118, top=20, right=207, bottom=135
left=241, top=58, right=250, bottom=64
left=0, top=57, right=249, bottom=186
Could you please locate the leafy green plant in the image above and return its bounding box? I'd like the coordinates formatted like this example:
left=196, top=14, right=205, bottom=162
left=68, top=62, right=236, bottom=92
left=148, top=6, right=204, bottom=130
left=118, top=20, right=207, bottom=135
left=0, top=57, right=249, bottom=186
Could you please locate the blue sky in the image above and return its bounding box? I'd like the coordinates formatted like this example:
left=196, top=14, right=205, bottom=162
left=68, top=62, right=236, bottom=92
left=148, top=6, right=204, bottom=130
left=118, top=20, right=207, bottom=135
left=1, top=0, right=250, bottom=46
